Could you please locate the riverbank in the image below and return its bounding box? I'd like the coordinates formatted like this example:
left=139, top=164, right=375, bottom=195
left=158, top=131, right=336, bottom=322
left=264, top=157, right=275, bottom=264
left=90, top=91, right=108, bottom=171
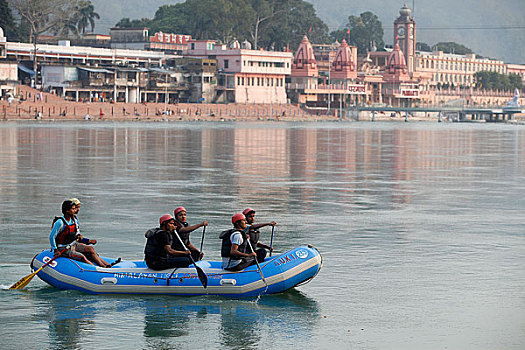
left=2, top=87, right=522, bottom=123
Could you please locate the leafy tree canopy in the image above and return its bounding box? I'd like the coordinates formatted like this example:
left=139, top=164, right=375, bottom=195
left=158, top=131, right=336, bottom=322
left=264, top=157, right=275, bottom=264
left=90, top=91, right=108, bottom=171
left=114, top=0, right=329, bottom=51
left=474, top=71, right=522, bottom=91
left=416, top=42, right=431, bottom=51
left=434, top=42, right=473, bottom=55
left=330, top=11, right=384, bottom=55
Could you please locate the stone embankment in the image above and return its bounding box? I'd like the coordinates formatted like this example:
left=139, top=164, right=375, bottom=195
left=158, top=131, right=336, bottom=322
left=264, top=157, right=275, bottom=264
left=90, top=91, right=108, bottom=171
left=1, top=86, right=338, bottom=122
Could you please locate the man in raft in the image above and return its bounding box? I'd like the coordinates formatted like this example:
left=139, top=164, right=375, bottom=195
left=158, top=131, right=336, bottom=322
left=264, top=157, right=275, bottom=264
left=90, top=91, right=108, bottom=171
left=144, top=214, right=202, bottom=270
left=220, top=213, right=259, bottom=271
left=172, top=206, right=206, bottom=261
left=242, top=207, right=275, bottom=260
left=49, top=200, right=111, bottom=267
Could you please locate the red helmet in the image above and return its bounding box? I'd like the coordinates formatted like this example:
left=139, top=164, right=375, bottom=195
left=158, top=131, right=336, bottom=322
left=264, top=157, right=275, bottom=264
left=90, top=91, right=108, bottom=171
left=174, top=206, right=186, bottom=216
left=242, top=207, right=255, bottom=216
left=232, top=212, right=246, bottom=224
left=159, top=214, right=174, bottom=225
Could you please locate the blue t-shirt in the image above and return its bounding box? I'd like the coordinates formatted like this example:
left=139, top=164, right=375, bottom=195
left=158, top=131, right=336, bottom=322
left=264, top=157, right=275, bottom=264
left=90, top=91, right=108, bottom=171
left=49, top=216, right=78, bottom=249
left=222, top=232, right=243, bottom=269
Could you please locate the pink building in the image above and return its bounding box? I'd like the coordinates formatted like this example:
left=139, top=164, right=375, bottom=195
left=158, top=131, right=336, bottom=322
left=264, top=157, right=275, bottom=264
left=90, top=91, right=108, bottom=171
left=184, top=39, right=292, bottom=104
left=381, top=41, right=421, bottom=106
left=289, top=36, right=367, bottom=109
left=330, top=39, right=357, bottom=81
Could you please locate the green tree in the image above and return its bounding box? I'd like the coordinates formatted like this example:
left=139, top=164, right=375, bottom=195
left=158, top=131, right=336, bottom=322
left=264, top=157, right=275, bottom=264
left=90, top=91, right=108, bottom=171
left=9, top=0, right=77, bottom=42
left=75, top=0, right=100, bottom=34
left=331, top=11, right=384, bottom=55
left=263, top=0, right=329, bottom=50
left=416, top=42, right=431, bottom=51
left=8, top=0, right=77, bottom=75
left=433, top=42, right=472, bottom=55
left=114, top=0, right=328, bottom=51
left=474, top=71, right=522, bottom=91
left=115, top=17, right=151, bottom=28
left=0, top=0, right=18, bottom=40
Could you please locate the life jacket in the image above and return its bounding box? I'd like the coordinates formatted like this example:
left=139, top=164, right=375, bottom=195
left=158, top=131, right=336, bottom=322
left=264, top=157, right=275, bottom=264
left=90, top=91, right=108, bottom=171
left=246, top=226, right=260, bottom=251
left=172, top=220, right=190, bottom=251
left=220, top=228, right=248, bottom=258
left=53, top=216, right=78, bottom=247
left=144, top=228, right=172, bottom=260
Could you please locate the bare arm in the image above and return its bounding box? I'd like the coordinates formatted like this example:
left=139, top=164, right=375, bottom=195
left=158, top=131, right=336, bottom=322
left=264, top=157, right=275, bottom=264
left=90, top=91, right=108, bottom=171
left=250, top=221, right=276, bottom=230
left=230, top=244, right=256, bottom=259
left=177, top=220, right=208, bottom=234
left=164, top=244, right=190, bottom=257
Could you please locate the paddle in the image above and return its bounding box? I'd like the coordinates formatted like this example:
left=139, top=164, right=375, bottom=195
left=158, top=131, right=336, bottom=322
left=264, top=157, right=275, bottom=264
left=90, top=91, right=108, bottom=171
left=10, top=247, right=67, bottom=290
left=199, top=225, right=206, bottom=253
left=173, top=231, right=208, bottom=288
left=246, top=240, right=267, bottom=287
left=269, top=225, right=275, bottom=257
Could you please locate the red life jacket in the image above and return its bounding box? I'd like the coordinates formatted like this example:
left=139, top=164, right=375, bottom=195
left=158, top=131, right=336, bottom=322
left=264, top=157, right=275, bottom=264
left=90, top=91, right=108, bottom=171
left=54, top=217, right=78, bottom=246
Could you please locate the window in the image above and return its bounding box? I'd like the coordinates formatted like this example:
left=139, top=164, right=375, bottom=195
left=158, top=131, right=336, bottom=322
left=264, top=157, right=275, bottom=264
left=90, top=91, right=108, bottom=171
left=224, top=60, right=229, bottom=69
left=191, top=43, right=195, bottom=50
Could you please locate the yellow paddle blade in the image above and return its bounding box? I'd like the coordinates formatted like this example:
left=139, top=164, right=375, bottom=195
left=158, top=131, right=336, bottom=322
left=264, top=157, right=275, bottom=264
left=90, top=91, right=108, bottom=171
left=9, top=271, right=37, bottom=290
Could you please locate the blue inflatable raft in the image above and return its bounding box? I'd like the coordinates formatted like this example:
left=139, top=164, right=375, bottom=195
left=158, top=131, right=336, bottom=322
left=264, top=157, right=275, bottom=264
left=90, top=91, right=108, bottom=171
left=32, top=245, right=322, bottom=297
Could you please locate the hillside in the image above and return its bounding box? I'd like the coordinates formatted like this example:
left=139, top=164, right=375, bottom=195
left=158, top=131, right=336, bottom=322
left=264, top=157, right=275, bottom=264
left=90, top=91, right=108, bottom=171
left=90, top=0, right=524, bottom=63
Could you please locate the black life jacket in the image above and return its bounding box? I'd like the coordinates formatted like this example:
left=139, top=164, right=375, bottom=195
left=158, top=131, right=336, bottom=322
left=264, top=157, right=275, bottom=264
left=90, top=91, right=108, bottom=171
left=144, top=227, right=172, bottom=260
left=53, top=216, right=78, bottom=247
left=247, top=226, right=260, bottom=251
left=171, top=220, right=191, bottom=251
left=220, top=228, right=248, bottom=258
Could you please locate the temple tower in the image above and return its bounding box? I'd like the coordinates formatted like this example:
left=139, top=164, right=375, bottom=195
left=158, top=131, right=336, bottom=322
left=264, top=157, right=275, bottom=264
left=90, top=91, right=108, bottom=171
left=330, top=39, right=357, bottom=81
left=291, top=35, right=318, bottom=77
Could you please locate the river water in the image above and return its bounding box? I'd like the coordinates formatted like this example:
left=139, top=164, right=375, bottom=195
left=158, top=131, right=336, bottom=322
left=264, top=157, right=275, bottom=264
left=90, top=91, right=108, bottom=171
left=0, top=121, right=523, bottom=350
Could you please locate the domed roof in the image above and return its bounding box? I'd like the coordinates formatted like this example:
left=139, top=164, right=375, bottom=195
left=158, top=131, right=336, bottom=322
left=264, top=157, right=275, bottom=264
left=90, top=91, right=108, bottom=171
left=332, top=40, right=353, bottom=68
left=400, top=4, right=411, bottom=17
left=293, top=36, right=317, bottom=66
left=291, top=35, right=318, bottom=77
left=387, top=42, right=407, bottom=70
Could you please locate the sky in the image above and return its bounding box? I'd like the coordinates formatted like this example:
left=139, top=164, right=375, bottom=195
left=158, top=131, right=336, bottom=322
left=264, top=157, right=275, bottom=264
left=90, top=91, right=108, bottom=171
left=90, top=0, right=524, bottom=63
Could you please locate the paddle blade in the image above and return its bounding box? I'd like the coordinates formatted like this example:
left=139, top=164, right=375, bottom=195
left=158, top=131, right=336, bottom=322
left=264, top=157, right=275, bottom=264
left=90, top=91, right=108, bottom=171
left=9, top=271, right=37, bottom=290
left=194, top=265, right=208, bottom=288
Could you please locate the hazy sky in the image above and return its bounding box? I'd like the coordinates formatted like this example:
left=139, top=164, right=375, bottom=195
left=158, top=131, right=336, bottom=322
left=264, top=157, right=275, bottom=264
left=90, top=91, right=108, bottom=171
left=91, top=0, right=524, bottom=63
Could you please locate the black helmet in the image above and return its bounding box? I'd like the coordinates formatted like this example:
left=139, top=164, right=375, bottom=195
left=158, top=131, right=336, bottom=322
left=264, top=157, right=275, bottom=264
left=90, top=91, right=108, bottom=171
left=61, top=200, right=75, bottom=214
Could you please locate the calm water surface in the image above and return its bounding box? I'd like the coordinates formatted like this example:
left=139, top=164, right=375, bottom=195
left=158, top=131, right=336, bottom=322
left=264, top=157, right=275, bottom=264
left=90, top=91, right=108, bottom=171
left=0, top=121, right=524, bottom=350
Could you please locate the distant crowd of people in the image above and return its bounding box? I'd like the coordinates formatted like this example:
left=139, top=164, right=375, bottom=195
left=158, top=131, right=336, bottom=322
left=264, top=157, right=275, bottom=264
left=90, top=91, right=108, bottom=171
left=49, top=200, right=276, bottom=271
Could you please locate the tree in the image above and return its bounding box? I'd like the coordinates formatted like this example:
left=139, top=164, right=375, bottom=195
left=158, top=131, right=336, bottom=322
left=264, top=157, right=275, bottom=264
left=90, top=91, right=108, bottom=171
left=8, top=0, right=77, bottom=77
left=0, top=0, right=18, bottom=40
left=416, top=42, right=431, bottom=51
left=262, top=0, right=329, bottom=50
left=331, top=11, right=384, bottom=55
left=433, top=42, right=472, bottom=55
left=474, top=71, right=522, bottom=91
left=114, top=0, right=329, bottom=51
left=115, top=17, right=151, bottom=28
left=75, top=0, right=100, bottom=34
left=9, top=0, right=77, bottom=43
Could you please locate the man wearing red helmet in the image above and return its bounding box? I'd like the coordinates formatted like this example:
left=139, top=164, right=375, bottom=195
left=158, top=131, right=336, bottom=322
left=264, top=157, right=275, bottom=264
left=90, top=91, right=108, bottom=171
left=144, top=214, right=199, bottom=270
left=219, top=213, right=259, bottom=271
left=242, top=208, right=275, bottom=258
left=172, top=206, right=206, bottom=261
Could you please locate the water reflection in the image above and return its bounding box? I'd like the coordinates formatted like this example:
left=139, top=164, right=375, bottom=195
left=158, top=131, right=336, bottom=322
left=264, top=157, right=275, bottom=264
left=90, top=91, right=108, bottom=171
left=28, top=289, right=97, bottom=350
left=24, top=287, right=319, bottom=350
left=1, top=124, right=524, bottom=218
